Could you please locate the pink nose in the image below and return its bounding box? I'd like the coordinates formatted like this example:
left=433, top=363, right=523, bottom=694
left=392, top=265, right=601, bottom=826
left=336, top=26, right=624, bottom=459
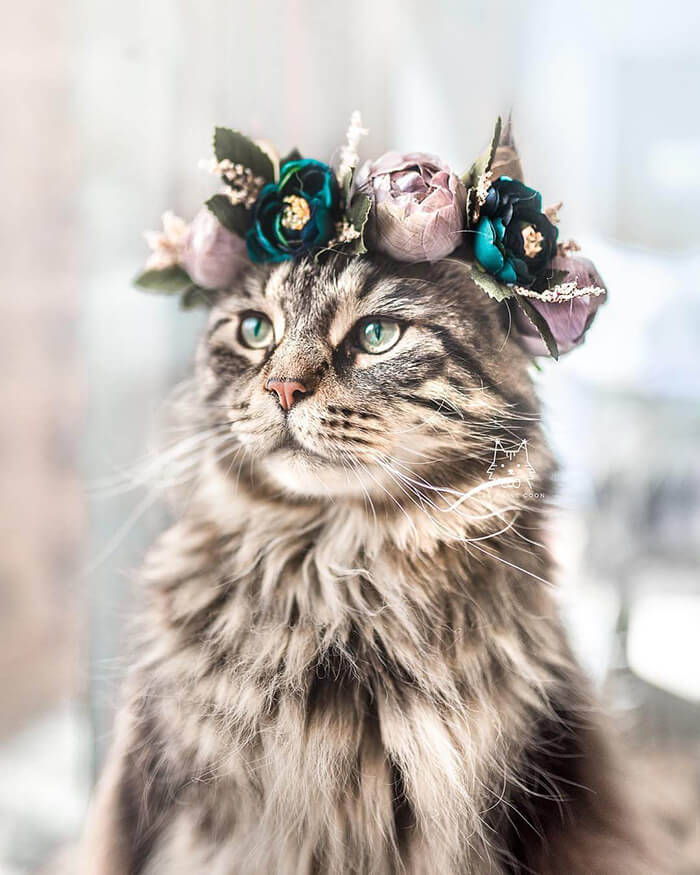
left=265, top=379, right=309, bottom=411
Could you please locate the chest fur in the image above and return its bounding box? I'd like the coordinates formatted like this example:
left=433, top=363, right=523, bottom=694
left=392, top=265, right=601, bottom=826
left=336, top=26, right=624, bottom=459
left=136, top=514, right=561, bottom=872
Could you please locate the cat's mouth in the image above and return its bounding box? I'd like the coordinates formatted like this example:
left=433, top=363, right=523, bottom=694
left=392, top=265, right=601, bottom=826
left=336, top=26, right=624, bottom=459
left=261, top=431, right=383, bottom=498
left=273, top=434, right=330, bottom=464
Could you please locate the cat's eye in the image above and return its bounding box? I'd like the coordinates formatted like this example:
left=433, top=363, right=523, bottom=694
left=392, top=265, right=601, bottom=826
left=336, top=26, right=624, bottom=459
left=239, top=312, right=274, bottom=349
left=357, top=319, right=401, bottom=354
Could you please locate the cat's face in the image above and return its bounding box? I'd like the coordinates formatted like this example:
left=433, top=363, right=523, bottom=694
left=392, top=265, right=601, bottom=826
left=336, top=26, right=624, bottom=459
left=198, top=255, right=539, bottom=501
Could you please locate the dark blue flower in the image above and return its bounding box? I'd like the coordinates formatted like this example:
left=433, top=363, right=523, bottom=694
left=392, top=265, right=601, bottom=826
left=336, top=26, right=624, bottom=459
left=473, top=177, right=558, bottom=287
left=246, top=159, right=340, bottom=263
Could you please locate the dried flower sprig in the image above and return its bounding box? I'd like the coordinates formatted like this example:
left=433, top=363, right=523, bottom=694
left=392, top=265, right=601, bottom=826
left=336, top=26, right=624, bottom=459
left=543, top=201, right=563, bottom=224
left=144, top=211, right=189, bottom=270
left=332, top=219, right=362, bottom=245
left=337, top=110, right=368, bottom=194
left=475, top=170, right=493, bottom=207
left=200, top=158, right=265, bottom=209
left=514, top=283, right=606, bottom=302
left=557, top=238, right=582, bottom=257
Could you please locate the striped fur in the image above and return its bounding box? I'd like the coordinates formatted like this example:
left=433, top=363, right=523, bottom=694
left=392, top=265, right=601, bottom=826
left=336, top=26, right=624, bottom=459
left=81, top=256, right=660, bottom=874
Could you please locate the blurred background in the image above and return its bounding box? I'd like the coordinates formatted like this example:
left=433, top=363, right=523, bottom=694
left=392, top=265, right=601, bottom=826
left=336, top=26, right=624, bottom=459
left=1, top=0, right=699, bottom=870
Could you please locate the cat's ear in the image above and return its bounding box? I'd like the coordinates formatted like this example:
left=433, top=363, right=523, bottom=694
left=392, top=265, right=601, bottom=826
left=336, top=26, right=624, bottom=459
left=491, top=114, right=523, bottom=182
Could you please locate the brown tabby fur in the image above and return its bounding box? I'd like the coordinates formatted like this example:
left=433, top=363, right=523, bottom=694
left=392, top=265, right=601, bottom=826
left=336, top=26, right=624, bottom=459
left=80, top=255, right=662, bottom=873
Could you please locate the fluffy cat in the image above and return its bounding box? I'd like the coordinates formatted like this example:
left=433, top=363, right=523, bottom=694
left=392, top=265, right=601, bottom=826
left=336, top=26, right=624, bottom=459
left=80, top=255, right=661, bottom=874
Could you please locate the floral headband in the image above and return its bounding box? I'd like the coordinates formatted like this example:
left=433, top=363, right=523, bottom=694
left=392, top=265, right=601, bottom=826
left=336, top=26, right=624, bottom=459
left=137, top=113, right=606, bottom=358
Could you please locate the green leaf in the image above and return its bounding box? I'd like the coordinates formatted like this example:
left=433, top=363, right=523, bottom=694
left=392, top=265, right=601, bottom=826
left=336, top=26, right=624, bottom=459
left=543, top=268, right=569, bottom=288
left=530, top=268, right=570, bottom=294
left=342, top=167, right=354, bottom=208
left=469, top=264, right=514, bottom=302
left=134, top=267, right=213, bottom=309
left=341, top=160, right=361, bottom=208
left=205, top=194, right=251, bottom=237
left=213, top=127, right=274, bottom=182
left=180, top=284, right=213, bottom=309
left=461, top=116, right=502, bottom=189
left=465, top=187, right=476, bottom=229
left=134, top=264, right=192, bottom=294
left=514, top=295, right=560, bottom=360
left=347, top=192, right=371, bottom=254
left=280, top=147, right=302, bottom=167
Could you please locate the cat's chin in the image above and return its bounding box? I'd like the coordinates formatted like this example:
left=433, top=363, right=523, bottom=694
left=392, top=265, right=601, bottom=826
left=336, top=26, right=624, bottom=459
left=261, top=448, right=389, bottom=499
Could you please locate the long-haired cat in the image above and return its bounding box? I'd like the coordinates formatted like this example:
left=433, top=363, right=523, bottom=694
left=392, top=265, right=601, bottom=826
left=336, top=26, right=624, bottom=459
left=80, top=255, right=662, bottom=874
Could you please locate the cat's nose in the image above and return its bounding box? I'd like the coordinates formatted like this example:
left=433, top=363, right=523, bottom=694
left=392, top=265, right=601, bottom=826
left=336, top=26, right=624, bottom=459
left=265, top=378, right=310, bottom=411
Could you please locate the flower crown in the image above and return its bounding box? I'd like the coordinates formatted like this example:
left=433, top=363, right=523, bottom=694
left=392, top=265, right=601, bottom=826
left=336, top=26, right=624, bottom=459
left=137, top=113, right=606, bottom=358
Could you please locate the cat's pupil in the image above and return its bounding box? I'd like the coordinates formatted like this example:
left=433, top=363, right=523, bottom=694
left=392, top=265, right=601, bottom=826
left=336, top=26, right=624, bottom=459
left=239, top=313, right=273, bottom=349
left=358, top=318, right=400, bottom=353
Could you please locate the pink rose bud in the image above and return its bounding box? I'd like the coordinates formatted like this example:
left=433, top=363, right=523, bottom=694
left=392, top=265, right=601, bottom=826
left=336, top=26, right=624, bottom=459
left=182, top=208, right=248, bottom=290
left=514, top=255, right=608, bottom=356
left=355, top=152, right=466, bottom=262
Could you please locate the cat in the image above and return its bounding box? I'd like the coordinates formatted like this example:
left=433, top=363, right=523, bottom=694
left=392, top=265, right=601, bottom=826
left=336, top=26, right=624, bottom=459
left=80, top=254, right=662, bottom=874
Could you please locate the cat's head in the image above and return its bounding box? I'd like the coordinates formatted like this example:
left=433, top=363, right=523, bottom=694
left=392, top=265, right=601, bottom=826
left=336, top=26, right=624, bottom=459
left=196, top=254, right=546, bottom=504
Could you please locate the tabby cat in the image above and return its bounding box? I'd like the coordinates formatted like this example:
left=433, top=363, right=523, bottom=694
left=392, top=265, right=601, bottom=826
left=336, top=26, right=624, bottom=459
left=81, top=255, right=659, bottom=874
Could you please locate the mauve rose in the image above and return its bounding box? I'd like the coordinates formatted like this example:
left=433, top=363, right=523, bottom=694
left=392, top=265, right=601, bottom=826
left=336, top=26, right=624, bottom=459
left=514, top=255, right=607, bottom=356
left=182, top=208, right=248, bottom=289
left=355, top=152, right=466, bottom=262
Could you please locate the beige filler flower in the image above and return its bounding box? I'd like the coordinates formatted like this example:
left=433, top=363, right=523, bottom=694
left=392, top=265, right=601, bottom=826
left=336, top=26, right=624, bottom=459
left=199, top=158, right=265, bottom=208
left=144, top=211, right=189, bottom=270
left=543, top=201, right=563, bottom=225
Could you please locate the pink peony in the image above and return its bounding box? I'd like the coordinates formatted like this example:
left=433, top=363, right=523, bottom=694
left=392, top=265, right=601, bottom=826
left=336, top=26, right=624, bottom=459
left=181, top=208, right=248, bottom=290
left=355, top=152, right=466, bottom=262
left=514, top=255, right=608, bottom=356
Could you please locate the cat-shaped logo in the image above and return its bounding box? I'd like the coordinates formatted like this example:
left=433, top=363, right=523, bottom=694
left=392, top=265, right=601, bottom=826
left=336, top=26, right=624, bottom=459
left=487, top=439, right=536, bottom=489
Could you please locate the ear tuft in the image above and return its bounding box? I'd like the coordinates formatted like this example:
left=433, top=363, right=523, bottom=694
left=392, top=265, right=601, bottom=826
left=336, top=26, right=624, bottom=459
left=491, top=113, right=523, bottom=182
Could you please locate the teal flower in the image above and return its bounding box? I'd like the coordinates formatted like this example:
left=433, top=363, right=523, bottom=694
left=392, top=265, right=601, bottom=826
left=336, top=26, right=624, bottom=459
left=246, top=159, right=340, bottom=263
left=473, top=177, right=558, bottom=287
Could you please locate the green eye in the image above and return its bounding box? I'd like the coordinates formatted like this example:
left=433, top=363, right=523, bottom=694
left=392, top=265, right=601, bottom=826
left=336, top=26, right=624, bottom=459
left=239, top=313, right=274, bottom=349
left=358, top=319, right=402, bottom=354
